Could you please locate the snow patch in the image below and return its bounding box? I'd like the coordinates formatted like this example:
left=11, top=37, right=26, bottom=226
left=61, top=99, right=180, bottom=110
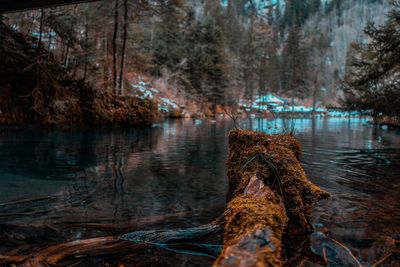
left=130, top=80, right=180, bottom=114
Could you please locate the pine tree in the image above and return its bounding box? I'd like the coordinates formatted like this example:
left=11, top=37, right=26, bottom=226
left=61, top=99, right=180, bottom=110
left=282, top=27, right=309, bottom=109
left=308, top=32, right=330, bottom=110
left=201, top=17, right=229, bottom=110
left=151, top=2, right=184, bottom=74
left=240, top=15, right=257, bottom=101
left=309, top=0, right=321, bottom=15
left=265, top=29, right=281, bottom=93
left=344, top=0, right=400, bottom=118
left=283, top=0, right=309, bottom=27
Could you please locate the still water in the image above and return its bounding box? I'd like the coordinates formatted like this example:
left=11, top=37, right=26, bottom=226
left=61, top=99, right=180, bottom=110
left=0, top=118, right=399, bottom=266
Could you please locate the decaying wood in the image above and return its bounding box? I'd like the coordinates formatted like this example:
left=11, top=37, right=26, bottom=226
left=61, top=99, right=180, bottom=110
left=213, top=129, right=329, bottom=266
left=0, top=255, right=29, bottom=265
left=214, top=175, right=287, bottom=266
left=2, top=129, right=329, bottom=266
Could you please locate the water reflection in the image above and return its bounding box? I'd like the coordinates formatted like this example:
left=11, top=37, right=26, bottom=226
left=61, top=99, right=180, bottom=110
left=0, top=118, right=399, bottom=265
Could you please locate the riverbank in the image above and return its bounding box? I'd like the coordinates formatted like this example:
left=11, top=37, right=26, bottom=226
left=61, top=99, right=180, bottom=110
left=373, top=116, right=400, bottom=128
left=2, top=23, right=369, bottom=126
left=0, top=22, right=160, bottom=126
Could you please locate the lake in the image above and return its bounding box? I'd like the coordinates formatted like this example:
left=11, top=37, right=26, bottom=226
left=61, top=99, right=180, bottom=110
left=0, top=117, right=399, bottom=266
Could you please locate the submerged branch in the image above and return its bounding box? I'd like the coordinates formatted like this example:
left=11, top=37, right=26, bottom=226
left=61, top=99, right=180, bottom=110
left=120, top=224, right=223, bottom=257
left=20, top=236, right=141, bottom=267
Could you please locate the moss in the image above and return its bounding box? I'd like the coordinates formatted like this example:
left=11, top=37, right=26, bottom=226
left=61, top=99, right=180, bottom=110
left=223, top=195, right=287, bottom=243
left=214, top=129, right=330, bottom=266
left=215, top=224, right=284, bottom=267
left=227, top=129, right=302, bottom=160
left=226, top=129, right=329, bottom=230
left=215, top=187, right=287, bottom=267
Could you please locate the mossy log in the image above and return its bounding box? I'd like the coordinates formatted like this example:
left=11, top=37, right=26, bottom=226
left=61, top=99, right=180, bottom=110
left=214, top=129, right=329, bottom=266
left=214, top=174, right=287, bottom=266
left=1, top=129, right=329, bottom=266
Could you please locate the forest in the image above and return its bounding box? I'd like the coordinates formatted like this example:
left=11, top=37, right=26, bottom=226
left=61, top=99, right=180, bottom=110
left=0, top=0, right=399, bottom=267
left=0, top=0, right=397, bottom=125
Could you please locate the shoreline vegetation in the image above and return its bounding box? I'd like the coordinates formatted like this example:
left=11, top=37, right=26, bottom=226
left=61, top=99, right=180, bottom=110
left=1, top=21, right=399, bottom=129
left=0, top=21, right=160, bottom=126
left=342, top=1, right=400, bottom=129
left=372, top=116, right=400, bottom=128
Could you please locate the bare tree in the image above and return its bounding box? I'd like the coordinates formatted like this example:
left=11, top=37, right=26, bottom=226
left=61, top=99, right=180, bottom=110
left=118, top=0, right=128, bottom=95
left=112, top=0, right=119, bottom=94
left=38, top=8, right=44, bottom=49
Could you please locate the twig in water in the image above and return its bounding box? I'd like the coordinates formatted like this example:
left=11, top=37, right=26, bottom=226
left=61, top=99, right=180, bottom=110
left=371, top=252, right=393, bottom=267
left=360, top=149, right=391, bottom=164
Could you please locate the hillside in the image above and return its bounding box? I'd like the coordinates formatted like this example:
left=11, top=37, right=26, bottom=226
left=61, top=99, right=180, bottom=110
left=0, top=0, right=391, bottom=119
left=0, top=21, right=159, bottom=125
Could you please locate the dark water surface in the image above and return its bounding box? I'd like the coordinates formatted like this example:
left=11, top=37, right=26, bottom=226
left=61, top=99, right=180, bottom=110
left=0, top=118, right=399, bottom=266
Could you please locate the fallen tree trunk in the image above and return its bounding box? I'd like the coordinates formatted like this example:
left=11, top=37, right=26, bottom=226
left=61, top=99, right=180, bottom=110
left=214, top=174, right=287, bottom=266
left=1, top=129, right=329, bottom=266
left=121, top=129, right=329, bottom=266
left=214, top=129, right=329, bottom=266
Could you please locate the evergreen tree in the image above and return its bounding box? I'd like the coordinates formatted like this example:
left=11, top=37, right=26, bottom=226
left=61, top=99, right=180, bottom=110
left=309, top=0, right=321, bottom=15
left=344, top=0, right=400, bottom=118
left=282, top=27, right=309, bottom=109
left=308, top=32, right=330, bottom=110
left=151, top=1, right=185, bottom=74
left=201, top=17, right=229, bottom=109
left=265, top=29, right=282, bottom=93
left=283, top=0, right=309, bottom=27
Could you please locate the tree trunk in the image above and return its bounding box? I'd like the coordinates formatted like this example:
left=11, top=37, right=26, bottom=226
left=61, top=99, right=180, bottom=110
left=291, top=93, right=295, bottom=112
left=47, top=28, right=52, bottom=59
left=312, top=77, right=320, bottom=112
left=38, top=8, right=44, bottom=50
left=215, top=129, right=329, bottom=266
left=104, top=31, right=109, bottom=90
left=312, top=88, right=317, bottom=112
left=118, top=0, right=128, bottom=95
left=63, top=42, right=70, bottom=67
left=214, top=174, right=286, bottom=266
left=72, top=58, right=78, bottom=77
left=112, top=0, right=119, bottom=95
left=83, top=22, right=89, bottom=82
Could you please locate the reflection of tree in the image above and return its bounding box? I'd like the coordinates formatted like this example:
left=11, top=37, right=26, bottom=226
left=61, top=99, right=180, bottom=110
left=0, top=126, right=163, bottom=226
left=0, top=121, right=232, bottom=245
left=0, top=127, right=162, bottom=180
left=111, top=140, right=126, bottom=224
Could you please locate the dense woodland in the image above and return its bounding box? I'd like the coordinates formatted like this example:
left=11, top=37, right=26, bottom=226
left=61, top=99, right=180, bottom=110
left=0, top=0, right=396, bottom=123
